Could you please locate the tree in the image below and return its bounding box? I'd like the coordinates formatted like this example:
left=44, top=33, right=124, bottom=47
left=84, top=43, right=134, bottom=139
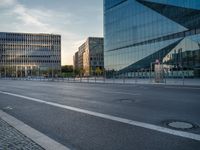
left=74, top=68, right=80, bottom=76
left=61, top=65, right=73, bottom=73
left=79, top=68, right=85, bottom=77
left=95, top=67, right=102, bottom=76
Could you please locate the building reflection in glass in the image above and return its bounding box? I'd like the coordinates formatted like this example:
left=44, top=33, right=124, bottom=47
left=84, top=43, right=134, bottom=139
left=104, top=0, right=200, bottom=78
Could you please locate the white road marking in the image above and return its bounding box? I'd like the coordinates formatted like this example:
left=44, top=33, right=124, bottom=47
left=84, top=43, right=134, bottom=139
left=3, top=106, right=13, bottom=110
left=164, top=86, right=200, bottom=90
left=0, top=110, right=70, bottom=150
left=0, top=91, right=200, bottom=142
left=100, top=90, right=140, bottom=95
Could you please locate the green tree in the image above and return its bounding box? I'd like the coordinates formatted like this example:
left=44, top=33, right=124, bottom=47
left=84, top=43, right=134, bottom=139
left=95, top=67, right=102, bottom=76
left=79, top=68, right=85, bottom=77
left=61, top=65, right=73, bottom=73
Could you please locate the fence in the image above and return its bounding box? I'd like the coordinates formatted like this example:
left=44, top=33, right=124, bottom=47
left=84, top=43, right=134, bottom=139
left=1, top=74, right=200, bottom=86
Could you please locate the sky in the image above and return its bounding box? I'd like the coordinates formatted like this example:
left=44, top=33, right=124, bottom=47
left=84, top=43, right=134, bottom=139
left=0, top=0, right=103, bottom=65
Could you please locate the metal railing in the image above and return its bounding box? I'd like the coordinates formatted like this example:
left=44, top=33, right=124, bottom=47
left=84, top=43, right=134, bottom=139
left=1, top=75, right=200, bottom=86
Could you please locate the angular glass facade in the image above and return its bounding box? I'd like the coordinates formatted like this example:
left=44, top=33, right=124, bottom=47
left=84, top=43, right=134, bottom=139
left=0, top=32, right=61, bottom=77
left=104, top=0, right=200, bottom=77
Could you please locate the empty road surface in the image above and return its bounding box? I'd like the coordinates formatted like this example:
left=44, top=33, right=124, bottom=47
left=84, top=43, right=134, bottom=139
left=0, top=79, right=200, bottom=150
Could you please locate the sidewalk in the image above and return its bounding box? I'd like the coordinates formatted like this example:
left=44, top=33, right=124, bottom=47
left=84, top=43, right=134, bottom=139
left=0, top=110, right=69, bottom=150
left=0, top=118, right=44, bottom=150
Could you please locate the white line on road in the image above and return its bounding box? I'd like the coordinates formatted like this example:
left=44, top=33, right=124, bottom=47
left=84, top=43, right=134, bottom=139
left=164, top=86, right=200, bottom=90
left=100, top=90, right=141, bottom=96
left=0, top=110, right=70, bottom=150
left=0, top=91, right=200, bottom=142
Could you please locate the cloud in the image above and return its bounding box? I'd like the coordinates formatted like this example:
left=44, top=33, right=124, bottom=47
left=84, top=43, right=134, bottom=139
left=0, top=0, right=16, bottom=7
left=0, top=0, right=80, bottom=65
left=13, top=4, right=47, bottom=27
left=0, top=0, right=103, bottom=65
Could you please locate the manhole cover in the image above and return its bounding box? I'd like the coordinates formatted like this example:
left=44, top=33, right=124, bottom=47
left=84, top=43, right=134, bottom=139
left=167, top=121, right=194, bottom=129
left=163, top=120, right=199, bottom=131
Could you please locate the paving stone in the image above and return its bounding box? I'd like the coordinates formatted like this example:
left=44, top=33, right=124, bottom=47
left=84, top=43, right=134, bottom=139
left=0, top=118, right=44, bottom=150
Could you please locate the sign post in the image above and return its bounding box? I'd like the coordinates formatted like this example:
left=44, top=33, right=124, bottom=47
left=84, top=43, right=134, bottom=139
left=154, top=59, right=164, bottom=83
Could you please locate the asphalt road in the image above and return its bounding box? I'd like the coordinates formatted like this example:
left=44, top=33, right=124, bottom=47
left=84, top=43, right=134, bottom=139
left=0, top=79, right=200, bottom=150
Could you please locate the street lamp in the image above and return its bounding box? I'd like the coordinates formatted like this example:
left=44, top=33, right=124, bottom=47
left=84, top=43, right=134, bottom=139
left=51, top=45, right=54, bottom=80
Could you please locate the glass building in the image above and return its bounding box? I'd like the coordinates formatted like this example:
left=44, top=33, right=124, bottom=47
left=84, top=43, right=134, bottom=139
left=104, top=0, right=200, bottom=78
left=0, top=32, right=61, bottom=77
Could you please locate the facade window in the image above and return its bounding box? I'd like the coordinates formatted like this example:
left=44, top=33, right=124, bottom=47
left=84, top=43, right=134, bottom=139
left=0, top=32, right=61, bottom=77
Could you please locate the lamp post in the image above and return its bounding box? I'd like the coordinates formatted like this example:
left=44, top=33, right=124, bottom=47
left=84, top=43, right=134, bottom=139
left=150, top=62, right=154, bottom=82
left=51, top=45, right=54, bottom=80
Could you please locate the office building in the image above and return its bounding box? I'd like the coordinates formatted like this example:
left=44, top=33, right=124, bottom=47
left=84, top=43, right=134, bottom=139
left=73, top=51, right=79, bottom=71
left=0, top=32, right=61, bottom=77
left=73, top=37, right=104, bottom=76
left=104, top=0, right=200, bottom=77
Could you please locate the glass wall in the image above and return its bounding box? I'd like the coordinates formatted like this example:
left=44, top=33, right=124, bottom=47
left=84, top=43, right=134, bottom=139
left=104, top=0, right=200, bottom=78
left=0, top=32, right=61, bottom=77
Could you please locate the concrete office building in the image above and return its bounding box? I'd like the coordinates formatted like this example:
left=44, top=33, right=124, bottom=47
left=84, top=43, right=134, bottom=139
left=73, top=37, right=104, bottom=76
left=0, top=32, right=61, bottom=77
left=104, top=0, right=200, bottom=77
left=73, top=51, right=79, bottom=71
